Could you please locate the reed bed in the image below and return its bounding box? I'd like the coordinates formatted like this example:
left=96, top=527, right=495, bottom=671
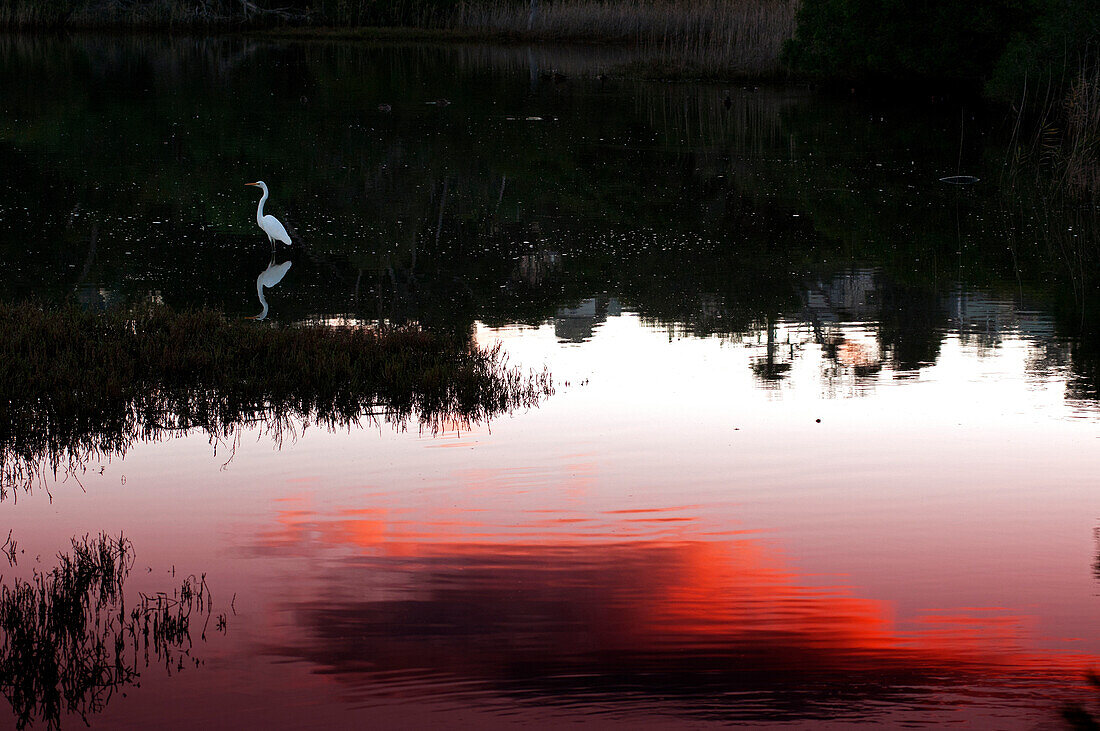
left=1060, top=65, right=1100, bottom=199
left=3, top=0, right=204, bottom=28
left=457, top=0, right=797, bottom=73
left=0, top=302, right=551, bottom=496
left=1010, top=62, right=1100, bottom=202
left=3, top=0, right=797, bottom=75
left=0, top=533, right=215, bottom=729
left=1, top=0, right=303, bottom=29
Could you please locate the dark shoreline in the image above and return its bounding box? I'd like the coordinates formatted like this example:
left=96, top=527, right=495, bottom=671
left=0, top=26, right=989, bottom=91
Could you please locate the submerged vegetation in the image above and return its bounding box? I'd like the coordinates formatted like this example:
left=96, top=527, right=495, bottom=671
left=0, top=533, right=219, bottom=729
left=0, top=303, right=552, bottom=495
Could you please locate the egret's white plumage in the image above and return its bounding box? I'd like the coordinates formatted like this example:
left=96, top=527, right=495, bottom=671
left=246, top=181, right=291, bottom=247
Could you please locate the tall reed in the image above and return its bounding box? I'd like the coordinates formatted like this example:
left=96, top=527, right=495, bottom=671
left=1012, top=61, right=1100, bottom=202
left=1060, top=64, right=1100, bottom=199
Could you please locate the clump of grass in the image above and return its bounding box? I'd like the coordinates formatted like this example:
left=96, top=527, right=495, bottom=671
left=0, top=302, right=551, bottom=496
left=0, top=533, right=215, bottom=729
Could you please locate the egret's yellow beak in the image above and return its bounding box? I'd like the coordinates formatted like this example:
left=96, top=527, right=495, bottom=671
left=245, top=182, right=259, bottom=187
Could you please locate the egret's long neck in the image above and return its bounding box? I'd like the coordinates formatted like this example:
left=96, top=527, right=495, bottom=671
left=255, top=275, right=269, bottom=320
left=256, top=187, right=269, bottom=225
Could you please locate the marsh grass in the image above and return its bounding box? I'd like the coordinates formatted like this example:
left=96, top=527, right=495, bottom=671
left=0, top=302, right=551, bottom=496
left=3, top=0, right=797, bottom=76
left=0, top=533, right=214, bottom=729
left=1008, top=62, right=1100, bottom=202
left=457, top=0, right=796, bottom=74
left=1060, top=66, right=1100, bottom=199
left=270, top=0, right=797, bottom=77
left=1, top=0, right=305, bottom=29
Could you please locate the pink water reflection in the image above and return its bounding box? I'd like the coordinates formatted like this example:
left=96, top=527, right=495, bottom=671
left=257, top=498, right=1096, bottom=724
left=3, top=312, right=1100, bottom=728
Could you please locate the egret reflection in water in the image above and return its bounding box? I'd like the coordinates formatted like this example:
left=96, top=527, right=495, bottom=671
left=247, top=257, right=292, bottom=321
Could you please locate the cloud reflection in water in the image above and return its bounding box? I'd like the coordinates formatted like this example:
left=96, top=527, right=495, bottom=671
left=255, top=504, right=1093, bottom=723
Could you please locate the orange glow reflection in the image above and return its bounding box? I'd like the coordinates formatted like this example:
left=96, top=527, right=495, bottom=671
left=255, top=498, right=1095, bottom=721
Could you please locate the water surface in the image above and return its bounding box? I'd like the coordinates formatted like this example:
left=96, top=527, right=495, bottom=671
left=1, top=35, right=1099, bottom=729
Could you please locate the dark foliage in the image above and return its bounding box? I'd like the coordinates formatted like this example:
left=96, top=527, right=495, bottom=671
left=989, top=0, right=1100, bottom=99
left=784, top=0, right=1096, bottom=87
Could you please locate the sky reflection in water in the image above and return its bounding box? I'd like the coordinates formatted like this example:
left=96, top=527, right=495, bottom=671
left=1, top=35, right=1099, bottom=728
left=259, top=313, right=1098, bottom=726
left=8, top=311, right=1094, bottom=728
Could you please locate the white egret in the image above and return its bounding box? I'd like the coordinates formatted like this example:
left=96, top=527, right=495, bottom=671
left=246, top=258, right=292, bottom=321
left=245, top=181, right=292, bottom=247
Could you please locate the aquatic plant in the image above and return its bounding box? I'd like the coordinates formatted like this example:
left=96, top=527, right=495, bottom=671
left=0, top=533, right=216, bottom=729
left=0, top=302, right=551, bottom=496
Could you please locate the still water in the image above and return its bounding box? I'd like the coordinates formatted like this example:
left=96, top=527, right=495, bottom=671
left=1, top=35, right=1099, bottom=728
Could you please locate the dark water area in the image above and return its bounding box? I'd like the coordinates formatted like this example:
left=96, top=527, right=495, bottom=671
left=2, top=34, right=1100, bottom=729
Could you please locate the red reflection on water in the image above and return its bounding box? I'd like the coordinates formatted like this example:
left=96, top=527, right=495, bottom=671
left=254, top=503, right=1095, bottom=721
